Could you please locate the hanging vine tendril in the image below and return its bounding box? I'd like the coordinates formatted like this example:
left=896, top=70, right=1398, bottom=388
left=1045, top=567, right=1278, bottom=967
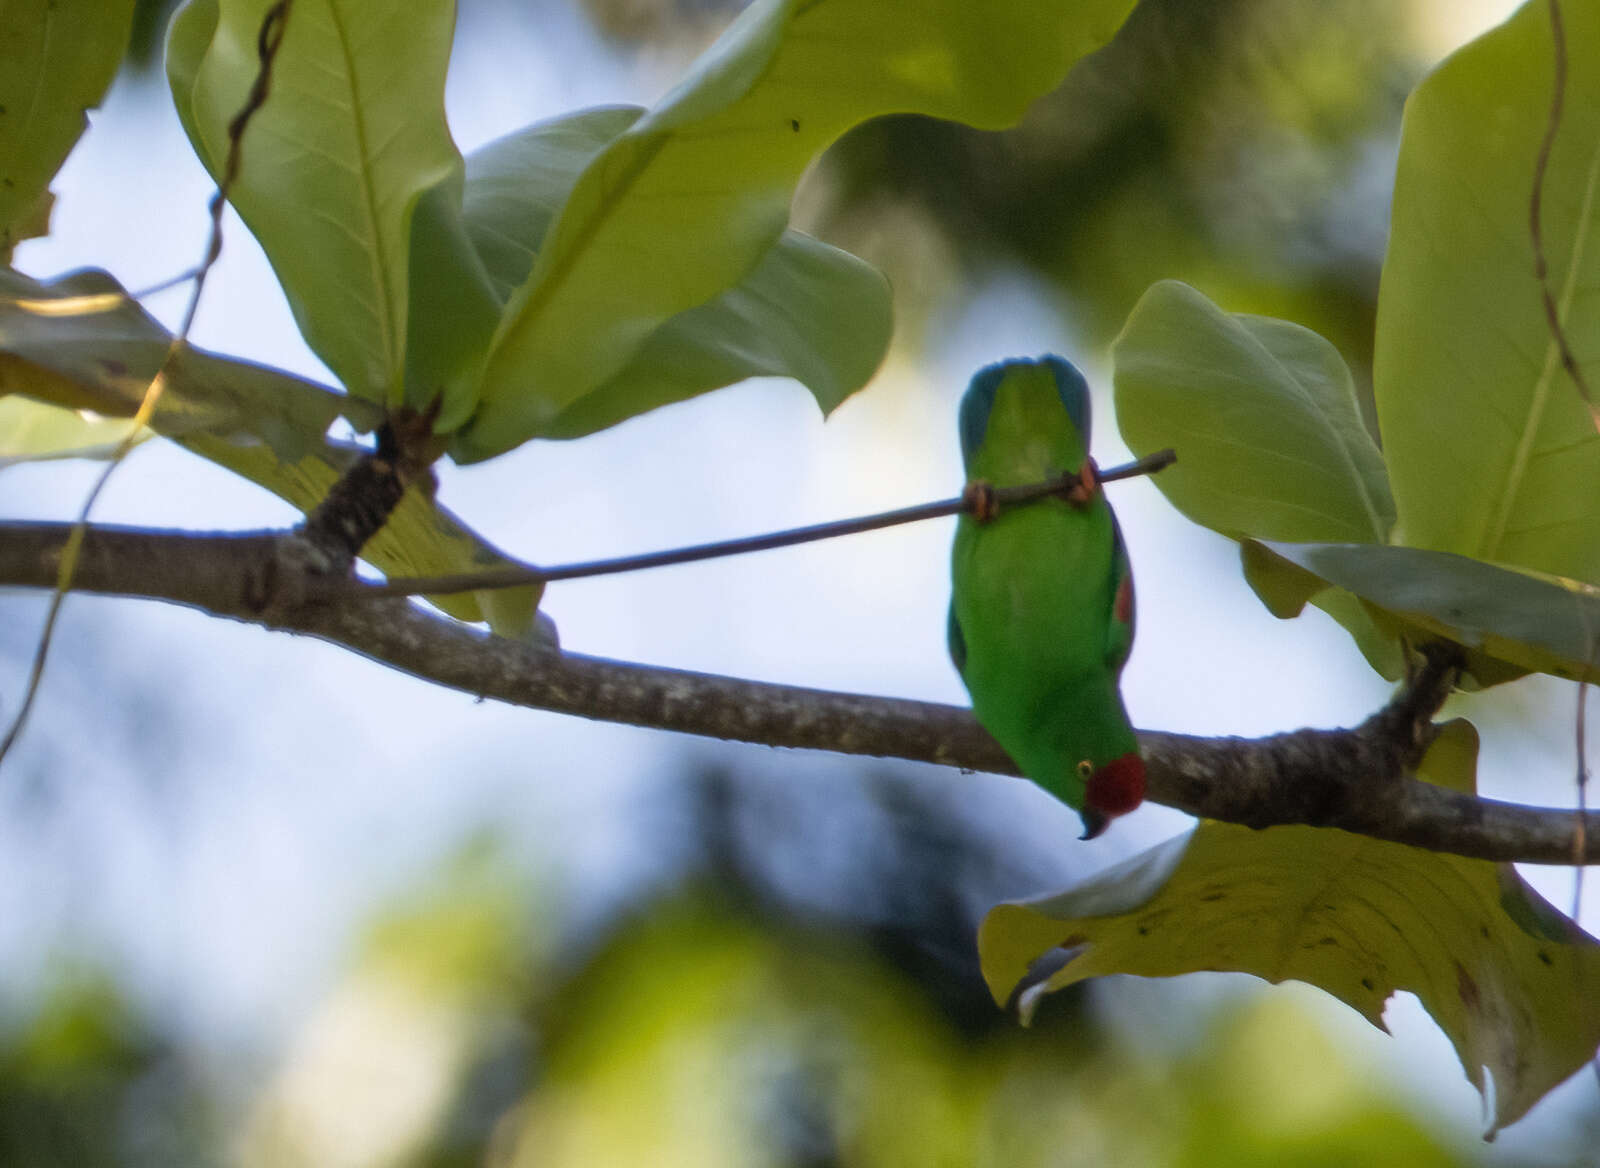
left=0, top=1, right=295, bottom=771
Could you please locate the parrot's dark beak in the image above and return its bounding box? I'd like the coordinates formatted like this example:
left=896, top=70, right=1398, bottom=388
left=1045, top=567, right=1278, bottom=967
left=1078, top=808, right=1109, bottom=841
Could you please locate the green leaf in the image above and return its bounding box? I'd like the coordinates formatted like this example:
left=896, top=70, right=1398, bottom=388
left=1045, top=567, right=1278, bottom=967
left=460, top=107, right=646, bottom=299
left=1114, top=280, right=1393, bottom=545
left=1375, top=0, right=1600, bottom=583
left=455, top=105, right=890, bottom=442
left=1253, top=540, right=1600, bottom=686
left=979, top=800, right=1600, bottom=1136
left=0, top=397, right=145, bottom=468
left=1114, top=279, right=1401, bottom=675
left=166, top=0, right=460, bottom=405
left=402, top=168, right=502, bottom=433
left=545, top=228, right=891, bottom=440
left=0, top=0, right=134, bottom=255
left=454, top=0, right=1138, bottom=460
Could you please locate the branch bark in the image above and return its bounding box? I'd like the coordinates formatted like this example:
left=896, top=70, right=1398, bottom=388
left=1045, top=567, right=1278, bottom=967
left=2, top=520, right=1595, bottom=866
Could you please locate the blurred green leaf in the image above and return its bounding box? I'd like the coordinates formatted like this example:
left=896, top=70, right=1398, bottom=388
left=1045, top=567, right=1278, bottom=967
left=0, top=266, right=537, bottom=632
left=0, top=0, right=134, bottom=255
left=979, top=766, right=1600, bottom=1136
left=0, top=397, right=145, bottom=468
left=0, top=266, right=365, bottom=457
left=242, top=839, right=527, bottom=1168
left=1375, top=0, right=1600, bottom=584
left=455, top=0, right=1139, bottom=460
left=1114, top=279, right=1401, bottom=676
left=1253, top=539, right=1600, bottom=686
left=166, top=0, right=460, bottom=405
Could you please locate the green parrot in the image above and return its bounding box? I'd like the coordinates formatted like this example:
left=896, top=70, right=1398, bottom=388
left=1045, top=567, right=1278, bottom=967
left=947, top=355, right=1144, bottom=839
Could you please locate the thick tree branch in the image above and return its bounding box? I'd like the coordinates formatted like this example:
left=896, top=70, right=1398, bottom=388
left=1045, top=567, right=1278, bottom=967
left=2, top=520, right=1596, bottom=866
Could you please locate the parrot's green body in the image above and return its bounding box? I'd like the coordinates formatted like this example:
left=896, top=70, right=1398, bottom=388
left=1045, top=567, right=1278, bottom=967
left=947, top=356, right=1144, bottom=838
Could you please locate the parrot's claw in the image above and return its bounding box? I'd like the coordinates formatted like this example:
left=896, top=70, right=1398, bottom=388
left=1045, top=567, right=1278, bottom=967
left=963, top=480, right=1001, bottom=523
left=1065, top=458, right=1101, bottom=509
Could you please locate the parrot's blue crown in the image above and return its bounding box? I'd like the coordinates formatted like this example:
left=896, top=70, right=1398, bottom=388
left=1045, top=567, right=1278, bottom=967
left=958, top=355, right=1091, bottom=468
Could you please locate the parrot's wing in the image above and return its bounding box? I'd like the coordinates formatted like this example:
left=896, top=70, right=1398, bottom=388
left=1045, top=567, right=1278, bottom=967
left=1104, top=513, right=1135, bottom=671
left=947, top=603, right=969, bottom=675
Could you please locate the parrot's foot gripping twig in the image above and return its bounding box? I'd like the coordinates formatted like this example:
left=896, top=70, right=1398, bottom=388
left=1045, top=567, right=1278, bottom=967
left=1064, top=458, right=1101, bottom=509
left=962, top=480, right=1001, bottom=523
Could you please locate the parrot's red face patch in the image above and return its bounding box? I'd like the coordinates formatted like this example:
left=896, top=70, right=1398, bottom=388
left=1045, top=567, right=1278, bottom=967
left=1087, top=753, right=1145, bottom=819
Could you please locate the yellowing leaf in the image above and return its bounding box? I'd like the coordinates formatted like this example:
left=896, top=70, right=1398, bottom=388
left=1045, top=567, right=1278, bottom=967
left=0, top=266, right=361, bottom=457
left=0, top=266, right=537, bottom=634
left=980, top=797, right=1600, bottom=1135
left=0, top=397, right=144, bottom=468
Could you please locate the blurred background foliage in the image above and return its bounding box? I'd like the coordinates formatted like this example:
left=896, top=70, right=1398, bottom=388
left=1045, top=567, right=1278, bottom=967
left=8, top=0, right=1593, bottom=1163
left=1, top=765, right=1498, bottom=1166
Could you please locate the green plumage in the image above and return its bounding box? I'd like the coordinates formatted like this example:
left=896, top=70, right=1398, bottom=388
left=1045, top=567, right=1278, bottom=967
left=947, top=356, right=1141, bottom=830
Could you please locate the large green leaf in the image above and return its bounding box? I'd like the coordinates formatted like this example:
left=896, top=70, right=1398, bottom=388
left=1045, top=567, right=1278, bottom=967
left=456, top=107, right=891, bottom=441
left=460, top=107, right=646, bottom=300
left=0, top=0, right=134, bottom=254
left=979, top=723, right=1600, bottom=1137
left=454, top=0, right=1138, bottom=460
left=544, top=230, right=890, bottom=439
left=1249, top=540, right=1600, bottom=686
left=1375, top=0, right=1600, bottom=583
left=166, top=0, right=460, bottom=405
left=1114, top=280, right=1393, bottom=544
left=1113, top=279, right=1401, bottom=676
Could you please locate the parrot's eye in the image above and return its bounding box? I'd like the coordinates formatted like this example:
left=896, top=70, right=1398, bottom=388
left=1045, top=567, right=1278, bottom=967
left=1076, top=760, right=1094, bottom=780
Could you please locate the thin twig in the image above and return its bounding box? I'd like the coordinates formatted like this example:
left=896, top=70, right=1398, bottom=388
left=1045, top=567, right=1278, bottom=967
left=128, top=266, right=206, bottom=300
left=347, top=449, right=1178, bottom=599
left=0, top=1, right=293, bottom=770
left=1530, top=0, right=1593, bottom=915
left=1530, top=0, right=1597, bottom=428
left=1576, top=678, right=1588, bottom=916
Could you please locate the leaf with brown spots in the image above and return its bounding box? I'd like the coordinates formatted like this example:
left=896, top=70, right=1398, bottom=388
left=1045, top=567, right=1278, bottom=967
left=979, top=722, right=1600, bottom=1137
